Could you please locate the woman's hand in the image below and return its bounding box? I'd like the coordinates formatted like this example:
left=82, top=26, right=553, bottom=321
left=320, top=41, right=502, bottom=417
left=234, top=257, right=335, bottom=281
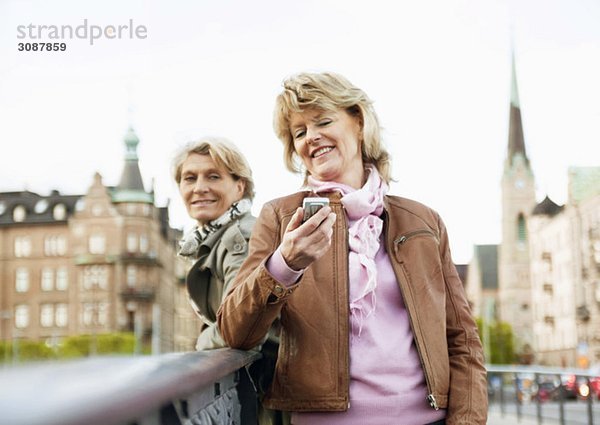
left=280, top=206, right=337, bottom=271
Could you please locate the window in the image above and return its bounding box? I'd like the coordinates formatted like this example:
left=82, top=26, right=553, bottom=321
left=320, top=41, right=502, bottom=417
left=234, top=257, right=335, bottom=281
left=41, top=268, right=54, bottom=291
left=517, top=213, right=527, bottom=242
left=53, top=203, right=66, bottom=220
left=56, top=267, right=68, bottom=291
left=139, top=234, right=148, bottom=253
left=594, top=241, right=600, bottom=264
left=82, top=302, right=109, bottom=326
left=14, top=236, right=32, bottom=257
left=98, top=303, right=108, bottom=325
left=82, top=303, right=94, bottom=326
left=75, top=199, right=85, bottom=212
left=13, top=205, right=26, bottom=222
left=55, top=304, right=68, bottom=327
left=44, top=235, right=67, bottom=256
left=15, top=305, right=29, bottom=329
left=82, top=265, right=108, bottom=290
left=127, top=233, right=137, bottom=252
left=91, top=204, right=103, bottom=216
left=89, top=234, right=106, bottom=254
left=126, top=265, right=137, bottom=287
left=15, top=268, right=29, bottom=292
left=34, top=200, right=49, bottom=214
left=40, top=304, right=54, bottom=327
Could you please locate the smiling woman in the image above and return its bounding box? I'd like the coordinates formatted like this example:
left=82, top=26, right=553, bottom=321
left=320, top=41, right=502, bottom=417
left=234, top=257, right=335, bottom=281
left=171, top=137, right=256, bottom=350
left=218, top=72, right=488, bottom=425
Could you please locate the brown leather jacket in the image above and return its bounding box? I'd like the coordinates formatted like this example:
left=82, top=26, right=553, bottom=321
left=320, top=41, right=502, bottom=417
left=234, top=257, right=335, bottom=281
left=217, top=191, right=488, bottom=424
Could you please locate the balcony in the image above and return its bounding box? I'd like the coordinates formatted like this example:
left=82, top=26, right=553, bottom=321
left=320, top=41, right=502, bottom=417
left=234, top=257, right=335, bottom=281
left=75, top=254, right=118, bottom=265
left=118, top=252, right=161, bottom=266
left=120, top=287, right=155, bottom=302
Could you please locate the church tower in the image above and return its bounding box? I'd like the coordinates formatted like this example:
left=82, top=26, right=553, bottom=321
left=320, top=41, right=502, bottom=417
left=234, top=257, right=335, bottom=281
left=498, top=50, right=537, bottom=362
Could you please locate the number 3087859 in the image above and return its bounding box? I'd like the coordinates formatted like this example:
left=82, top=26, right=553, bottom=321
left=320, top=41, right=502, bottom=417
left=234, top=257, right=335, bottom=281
left=17, top=42, right=67, bottom=51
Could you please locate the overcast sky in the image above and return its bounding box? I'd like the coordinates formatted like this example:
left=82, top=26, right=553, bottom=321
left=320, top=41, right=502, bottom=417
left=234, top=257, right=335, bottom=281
left=1, top=0, right=599, bottom=263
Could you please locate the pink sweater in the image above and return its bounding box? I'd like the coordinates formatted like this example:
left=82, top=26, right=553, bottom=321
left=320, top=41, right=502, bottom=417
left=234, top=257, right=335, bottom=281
left=267, top=240, right=447, bottom=424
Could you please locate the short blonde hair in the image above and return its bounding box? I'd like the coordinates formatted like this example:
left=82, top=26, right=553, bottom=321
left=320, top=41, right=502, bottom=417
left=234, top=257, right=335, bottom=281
left=273, top=72, right=391, bottom=183
left=172, top=137, right=255, bottom=200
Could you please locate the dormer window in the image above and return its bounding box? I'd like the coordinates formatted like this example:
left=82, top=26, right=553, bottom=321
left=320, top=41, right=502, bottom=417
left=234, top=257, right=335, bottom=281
left=34, top=200, right=49, bottom=214
left=13, top=205, right=26, bottom=222
left=0, top=201, right=6, bottom=215
left=53, top=203, right=66, bottom=220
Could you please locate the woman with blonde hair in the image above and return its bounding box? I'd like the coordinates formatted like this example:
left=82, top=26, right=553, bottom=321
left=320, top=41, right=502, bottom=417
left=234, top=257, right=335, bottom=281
left=174, top=136, right=255, bottom=350
left=219, top=72, right=487, bottom=424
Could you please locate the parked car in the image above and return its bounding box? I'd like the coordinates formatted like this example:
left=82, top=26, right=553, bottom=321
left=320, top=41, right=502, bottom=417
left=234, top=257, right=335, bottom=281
left=560, top=374, right=580, bottom=400
left=536, top=377, right=560, bottom=402
left=577, top=375, right=600, bottom=400
left=591, top=376, right=600, bottom=399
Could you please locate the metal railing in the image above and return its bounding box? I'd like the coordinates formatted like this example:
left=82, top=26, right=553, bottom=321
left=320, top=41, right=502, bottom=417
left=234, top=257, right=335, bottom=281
left=487, top=365, right=599, bottom=425
left=0, top=348, right=260, bottom=425
left=1, top=352, right=598, bottom=425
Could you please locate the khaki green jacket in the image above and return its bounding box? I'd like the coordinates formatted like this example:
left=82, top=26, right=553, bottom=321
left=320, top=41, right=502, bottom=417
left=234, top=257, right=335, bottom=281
left=186, top=212, right=255, bottom=350
left=218, top=192, right=487, bottom=424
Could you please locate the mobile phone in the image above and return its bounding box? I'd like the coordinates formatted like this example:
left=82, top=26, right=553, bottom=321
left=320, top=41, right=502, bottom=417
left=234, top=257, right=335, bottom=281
left=302, top=197, right=329, bottom=222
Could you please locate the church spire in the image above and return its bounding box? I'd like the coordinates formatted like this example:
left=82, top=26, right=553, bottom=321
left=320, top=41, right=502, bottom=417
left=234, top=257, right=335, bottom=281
left=117, top=127, right=145, bottom=191
left=113, top=127, right=153, bottom=204
left=507, top=49, right=529, bottom=167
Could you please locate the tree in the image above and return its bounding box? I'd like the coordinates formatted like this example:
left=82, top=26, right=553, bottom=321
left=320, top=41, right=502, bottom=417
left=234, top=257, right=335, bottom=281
left=476, top=318, right=516, bottom=364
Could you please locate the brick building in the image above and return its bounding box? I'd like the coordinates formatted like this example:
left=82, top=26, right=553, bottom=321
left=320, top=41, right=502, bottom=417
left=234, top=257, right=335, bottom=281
left=0, top=128, right=200, bottom=353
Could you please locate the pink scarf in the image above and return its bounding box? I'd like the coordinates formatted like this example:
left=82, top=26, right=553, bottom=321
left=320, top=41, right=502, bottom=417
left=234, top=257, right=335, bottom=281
left=308, top=165, right=388, bottom=336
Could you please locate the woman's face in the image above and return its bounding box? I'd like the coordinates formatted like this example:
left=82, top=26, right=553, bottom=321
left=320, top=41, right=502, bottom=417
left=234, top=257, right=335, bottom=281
left=179, top=153, right=245, bottom=226
left=290, top=108, right=364, bottom=188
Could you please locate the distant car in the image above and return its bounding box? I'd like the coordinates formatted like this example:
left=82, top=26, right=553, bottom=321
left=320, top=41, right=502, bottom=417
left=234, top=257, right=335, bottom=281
left=536, top=378, right=560, bottom=402
left=591, top=376, right=600, bottom=399
left=577, top=376, right=600, bottom=400
left=560, top=374, right=579, bottom=400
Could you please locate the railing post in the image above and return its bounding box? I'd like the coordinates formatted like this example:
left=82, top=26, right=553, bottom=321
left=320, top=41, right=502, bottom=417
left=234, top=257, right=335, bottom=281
left=499, top=372, right=506, bottom=417
left=514, top=372, right=522, bottom=421
left=535, top=372, right=542, bottom=425
left=556, top=373, right=565, bottom=425
left=585, top=376, right=594, bottom=425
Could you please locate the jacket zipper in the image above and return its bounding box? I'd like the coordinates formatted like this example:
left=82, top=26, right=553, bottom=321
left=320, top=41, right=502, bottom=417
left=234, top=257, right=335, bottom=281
left=340, top=204, right=351, bottom=410
left=394, top=229, right=438, bottom=247
left=386, top=219, right=439, bottom=410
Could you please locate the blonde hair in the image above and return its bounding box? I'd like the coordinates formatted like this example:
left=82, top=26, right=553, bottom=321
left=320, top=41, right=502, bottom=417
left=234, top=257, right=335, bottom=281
left=172, top=137, right=255, bottom=200
left=273, top=72, right=391, bottom=183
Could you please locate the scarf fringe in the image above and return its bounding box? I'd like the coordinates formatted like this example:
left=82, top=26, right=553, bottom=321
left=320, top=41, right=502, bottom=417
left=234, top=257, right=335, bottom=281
left=178, top=198, right=252, bottom=259
left=308, top=165, right=388, bottom=339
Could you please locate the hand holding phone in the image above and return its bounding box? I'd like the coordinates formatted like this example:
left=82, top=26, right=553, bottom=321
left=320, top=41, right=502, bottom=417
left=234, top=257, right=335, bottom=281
left=302, top=197, right=330, bottom=222
left=280, top=197, right=335, bottom=270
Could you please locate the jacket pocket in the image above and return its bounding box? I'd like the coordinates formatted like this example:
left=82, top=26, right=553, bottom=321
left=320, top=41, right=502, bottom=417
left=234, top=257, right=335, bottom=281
left=394, top=229, right=443, bottom=285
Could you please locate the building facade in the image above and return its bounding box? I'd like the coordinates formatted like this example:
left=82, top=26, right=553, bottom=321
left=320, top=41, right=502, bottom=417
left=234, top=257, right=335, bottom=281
left=528, top=197, right=578, bottom=366
left=0, top=128, right=200, bottom=354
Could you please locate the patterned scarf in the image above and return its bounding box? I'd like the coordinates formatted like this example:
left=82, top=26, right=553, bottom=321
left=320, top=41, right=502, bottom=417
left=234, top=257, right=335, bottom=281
left=178, top=198, right=252, bottom=259
left=308, top=165, right=388, bottom=336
